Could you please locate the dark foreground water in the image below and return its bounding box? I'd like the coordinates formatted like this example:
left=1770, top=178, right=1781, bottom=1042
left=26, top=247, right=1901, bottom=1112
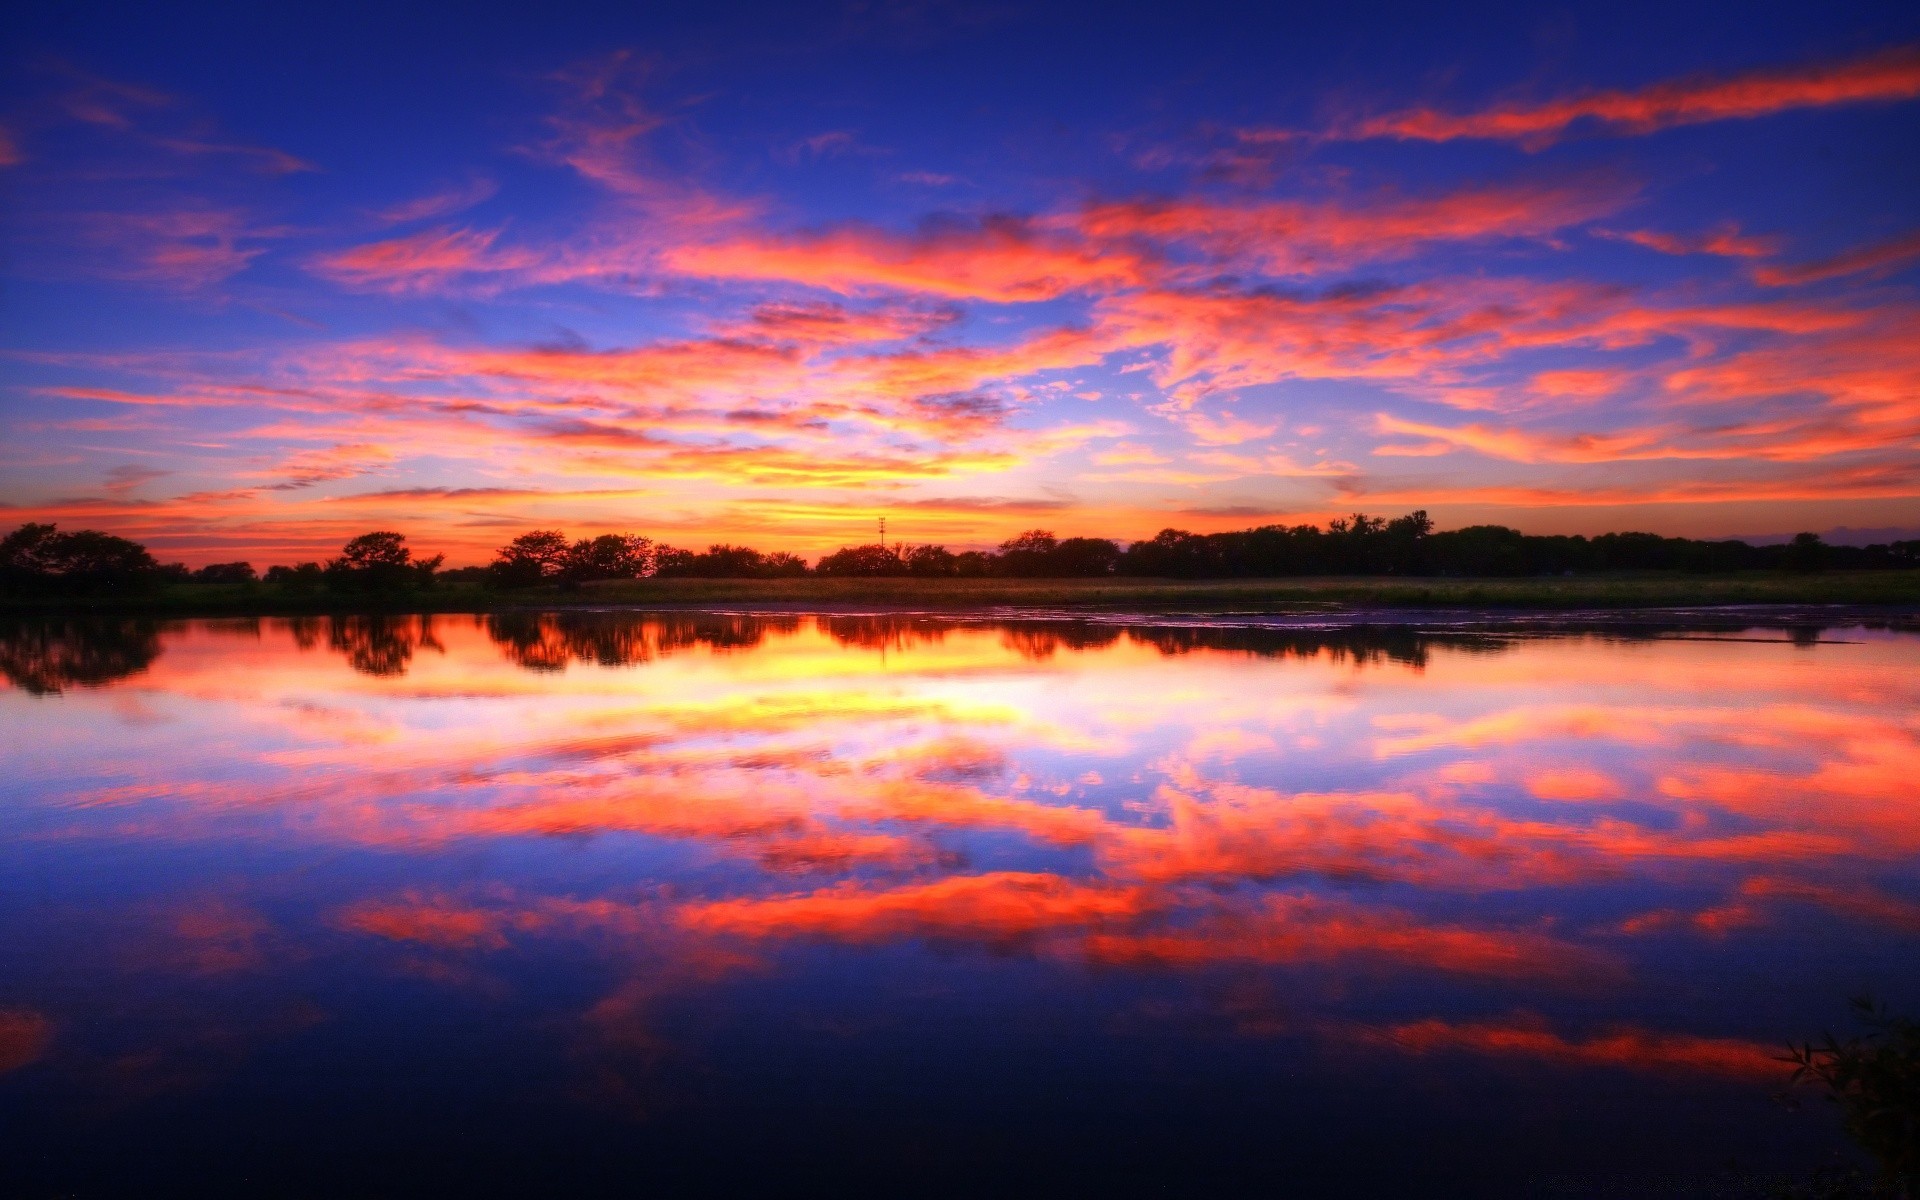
left=2, top=610, right=1916, bottom=1198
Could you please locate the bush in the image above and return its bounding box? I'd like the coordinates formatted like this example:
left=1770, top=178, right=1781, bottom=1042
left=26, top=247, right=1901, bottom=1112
left=1785, top=997, right=1920, bottom=1189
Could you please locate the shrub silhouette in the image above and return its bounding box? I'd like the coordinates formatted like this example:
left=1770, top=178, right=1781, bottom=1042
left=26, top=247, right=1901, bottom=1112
left=1785, top=996, right=1920, bottom=1194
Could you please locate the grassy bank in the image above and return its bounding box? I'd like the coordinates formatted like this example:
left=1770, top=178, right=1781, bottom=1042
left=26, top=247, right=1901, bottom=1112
left=5, top=570, right=1920, bottom=617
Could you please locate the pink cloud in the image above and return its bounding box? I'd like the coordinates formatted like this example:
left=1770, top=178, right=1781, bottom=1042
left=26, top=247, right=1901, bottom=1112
left=1316, top=44, right=1920, bottom=147
left=1753, top=229, right=1920, bottom=287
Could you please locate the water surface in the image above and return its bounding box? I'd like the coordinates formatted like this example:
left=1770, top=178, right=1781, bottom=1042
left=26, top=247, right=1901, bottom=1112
left=3, top=611, right=1917, bottom=1197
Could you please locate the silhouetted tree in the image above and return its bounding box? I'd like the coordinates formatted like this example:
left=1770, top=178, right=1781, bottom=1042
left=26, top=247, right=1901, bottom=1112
left=649, top=545, right=697, bottom=576
left=1050, top=537, right=1122, bottom=576
left=567, top=533, right=653, bottom=582
left=815, top=544, right=906, bottom=576
left=0, top=523, right=163, bottom=594
left=901, top=544, right=958, bottom=576
left=489, top=530, right=573, bottom=588
left=696, top=545, right=769, bottom=577
left=193, top=562, right=257, bottom=585
left=1786, top=531, right=1830, bottom=573
left=325, top=532, right=441, bottom=593
left=263, top=562, right=324, bottom=591
left=995, top=530, right=1059, bottom=577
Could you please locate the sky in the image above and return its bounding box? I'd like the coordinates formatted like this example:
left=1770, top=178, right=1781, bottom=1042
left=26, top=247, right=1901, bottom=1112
left=2, top=0, right=1918, bottom=566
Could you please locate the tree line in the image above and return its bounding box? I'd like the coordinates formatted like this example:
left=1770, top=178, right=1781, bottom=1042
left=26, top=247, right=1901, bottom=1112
left=4, top=514, right=1918, bottom=597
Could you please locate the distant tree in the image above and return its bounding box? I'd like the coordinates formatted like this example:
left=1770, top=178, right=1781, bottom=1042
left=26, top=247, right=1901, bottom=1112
left=193, top=562, right=257, bottom=585
left=264, top=562, right=325, bottom=591
left=647, top=544, right=810, bottom=579
left=325, top=531, right=441, bottom=593
left=1425, top=525, right=1531, bottom=576
left=1785, top=531, right=1829, bottom=573
left=901, top=544, right=959, bottom=577
left=1050, top=537, right=1121, bottom=576
left=760, top=551, right=811, bottom=578
left=650, top=545, right=698, bottom=577
left=694, top=544, right=769, bottom=577
left=1381, top=510, right=1433, bottom=574
left=1119, top=528, right=1210, bottom=578
left=566, top=533, right=653, bottom=582
left=815, top=544, right=906, bottom=576
left=489, top=530, right=573, bottom=588
left=0, top=523, right=162, bottom=594
left=2, top=525, right=63, bottom=587
left=996, top=530, right=1059, bottom=577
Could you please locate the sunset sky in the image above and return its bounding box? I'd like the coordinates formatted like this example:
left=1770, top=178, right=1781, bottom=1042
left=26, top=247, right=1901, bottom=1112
left=3, top=0, right=1918, bottom=565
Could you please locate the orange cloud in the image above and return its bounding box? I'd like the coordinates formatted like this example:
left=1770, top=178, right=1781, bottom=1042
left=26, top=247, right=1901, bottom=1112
left=1526, top=767, right=1626, bottom=803
left=667, top=215, right=1149, bottom=301
left=1321, top=44, right=1920, bottom=147
left=1076, top=177, right=1634, bottom=275
left=678, top=871, right=1151, bottom=944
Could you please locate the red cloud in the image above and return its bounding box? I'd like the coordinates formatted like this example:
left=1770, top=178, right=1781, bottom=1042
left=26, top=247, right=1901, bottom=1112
left=0, top=1009, right=54, bottom=1074
left=666, top=215, right=1150, bottom=302
left=1601, top=225, right=1780, bottom=259
left=1082, top=893, right=1612, bottom=982
left=678, top=871, right=1152, bottom=944
left=336, top=895, right=514, bottom=949
left=1321, top=44, right=1920, bottom=147
left=1075, top=177, right=1635, bottom=275
left=1355, top=1015, right=1781, bottom=1078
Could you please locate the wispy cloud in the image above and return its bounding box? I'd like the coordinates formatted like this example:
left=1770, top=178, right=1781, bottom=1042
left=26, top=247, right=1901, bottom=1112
left=1753, top=228, right=1920, bottom=287
left=1302, top=43, right=1920, bottom=147
left=369, top=177, right=500, bottom=226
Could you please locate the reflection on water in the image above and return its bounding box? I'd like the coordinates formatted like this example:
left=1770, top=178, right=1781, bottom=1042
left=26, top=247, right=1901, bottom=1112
left=1, top=611, right=1917, bottom=1196
left=0, top=616, right=162, bottom=694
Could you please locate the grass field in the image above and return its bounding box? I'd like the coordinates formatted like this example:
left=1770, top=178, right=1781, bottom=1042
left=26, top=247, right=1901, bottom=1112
left=7, top=570, right=1920, bottom=617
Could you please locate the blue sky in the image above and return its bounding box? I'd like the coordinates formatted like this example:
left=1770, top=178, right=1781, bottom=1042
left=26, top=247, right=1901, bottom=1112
left=3, top=0, right=1917, bottom=563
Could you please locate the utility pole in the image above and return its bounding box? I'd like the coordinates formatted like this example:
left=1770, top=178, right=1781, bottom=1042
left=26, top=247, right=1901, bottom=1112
left=878, top=517, right=886, bottom=549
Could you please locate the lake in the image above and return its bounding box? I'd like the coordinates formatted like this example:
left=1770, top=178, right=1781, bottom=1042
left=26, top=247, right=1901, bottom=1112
left=2, top=610, right=1916, bottom=1197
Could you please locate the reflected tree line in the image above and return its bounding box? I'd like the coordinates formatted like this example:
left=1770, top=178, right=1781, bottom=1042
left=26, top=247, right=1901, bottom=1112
left=11, top=612, right=1915, bottom=691
left=0, top=617, right=164, bottom=695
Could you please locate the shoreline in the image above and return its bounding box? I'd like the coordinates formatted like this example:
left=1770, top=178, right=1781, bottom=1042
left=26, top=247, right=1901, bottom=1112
left=4, top=569, right=1919, bottom=619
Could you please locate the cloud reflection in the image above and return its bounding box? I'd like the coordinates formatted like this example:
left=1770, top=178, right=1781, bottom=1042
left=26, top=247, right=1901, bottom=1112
left=1, top=613, right=1916, bottom=1102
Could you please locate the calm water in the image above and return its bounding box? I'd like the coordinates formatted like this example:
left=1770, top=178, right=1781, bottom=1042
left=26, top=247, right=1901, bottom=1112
left=2, top=611, right=1916, bottom=1197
